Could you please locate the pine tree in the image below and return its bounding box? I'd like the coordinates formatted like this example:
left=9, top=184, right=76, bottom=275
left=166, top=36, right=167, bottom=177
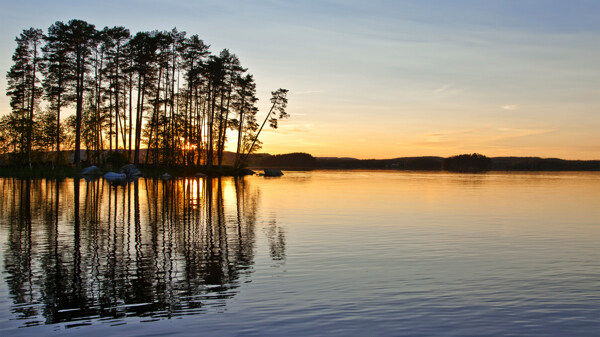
left=233, top=74, right=259, bottom=168
left=6, top=28, right=44, bottom=167
left=42, top=21, right=74, bottom=165
left=62, top=19, right=97, bottom=167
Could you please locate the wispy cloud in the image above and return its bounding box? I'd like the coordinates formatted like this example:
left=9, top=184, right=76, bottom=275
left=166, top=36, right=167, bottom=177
left=432, top=84, right=464, bottom=96
left=425, top=127, right=490, bottom=138
left=277, top=139, right=324, bottom=147
left=502, top=105, right=518, bottom=110
left=270, top=123, right=314, bottom=134
left=433, top=85, right=451, bottom=94
left=409, top=127, right=490, bottom=146
left=495, top=127, right=555, bottom=140
left=295, top=90, right=323, bottom=95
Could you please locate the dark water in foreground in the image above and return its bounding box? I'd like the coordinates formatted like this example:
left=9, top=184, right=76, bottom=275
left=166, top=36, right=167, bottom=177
left=0, top=171, right=599, bottom=336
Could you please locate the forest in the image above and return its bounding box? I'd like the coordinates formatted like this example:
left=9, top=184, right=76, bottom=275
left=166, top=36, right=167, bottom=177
left=1, top=19, right=288, bottom=170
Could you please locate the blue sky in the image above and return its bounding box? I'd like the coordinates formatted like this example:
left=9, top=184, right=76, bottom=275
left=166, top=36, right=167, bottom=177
left=1, top=0, right=599, bottom=158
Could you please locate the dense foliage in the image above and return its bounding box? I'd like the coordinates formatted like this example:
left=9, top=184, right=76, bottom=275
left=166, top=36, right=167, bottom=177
left=3, top=19, right=288, bottom=168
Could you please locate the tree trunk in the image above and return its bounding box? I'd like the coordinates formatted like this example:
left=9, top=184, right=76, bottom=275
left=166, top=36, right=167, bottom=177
left=74, top=52, right=83, bottom=167
left=207, top=83, right=216, bottom=167
left=128, top=63, right=133, bottom=162
left=234, top=100, right=246, bottom=168
left=27, top=38, right=39, bottom=169
left=242, top=100, right=277, bottom=165
left=134, top=74, right=143, bottom=166
left=145, top=66, right=162, bottom=165
left=115, top=44, right=120, bottom=152
left=56, top=92, right=61, bottom=166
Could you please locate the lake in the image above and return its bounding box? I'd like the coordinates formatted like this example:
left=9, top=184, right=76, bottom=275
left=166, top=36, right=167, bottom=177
left=0, top=171, right=599, bottom=336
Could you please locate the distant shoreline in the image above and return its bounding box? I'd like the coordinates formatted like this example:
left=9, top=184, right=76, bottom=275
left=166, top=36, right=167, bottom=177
left=254, top=153, right=600, bottom=172
left=0, top=152, right=598, bottom=179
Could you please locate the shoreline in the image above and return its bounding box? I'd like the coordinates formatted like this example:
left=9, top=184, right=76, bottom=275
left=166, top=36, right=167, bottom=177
left=0, top=165, right=255, bottom=179
left=1, top=165, right=599, bottom=180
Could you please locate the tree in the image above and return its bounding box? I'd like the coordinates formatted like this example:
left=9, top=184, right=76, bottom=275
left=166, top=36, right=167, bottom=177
left=127, top=31, right=159, bottom=165
left=102, top=26, right=130, bottom=153
left=6, top=28, right=44, bottom=167
left=215, top=49, right=246, bottom=168
left=0, top=114, right=20, bottom=157
left=232, top=74, right=259, bottom=168
left=180, top=34, right=209, bottom=166
left=203, top=55, right=224, bottom=167
left=42, top=21, right=74, bottom=165
left=4, top=20, right=290, bottom=170
left=34, top=109, right=64, bottom=157
left=161, top=28, right=186, bottom=166
left=63, top=19, right=97, bottom=167
left=86, top=29, right=106, bottom=162
left=242, top=88, right=289, bottom=166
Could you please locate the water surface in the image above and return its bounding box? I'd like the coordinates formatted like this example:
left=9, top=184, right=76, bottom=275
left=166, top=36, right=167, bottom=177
left=0, top=171, right=598, bottom=336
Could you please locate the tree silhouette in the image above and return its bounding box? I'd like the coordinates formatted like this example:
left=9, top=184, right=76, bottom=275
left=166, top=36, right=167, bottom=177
left=3, top=19, right=289, bottom=170
left=102, top=26, right=130, bottom=154
left=6, top=28, right=44, bottom=167
left=242, top=88, right=289, bottom=166
left=60, top=20, right=97, bottom=167
left=233, top=74, right=259, bottom=168
left=42, top=21, right=73, bottom=165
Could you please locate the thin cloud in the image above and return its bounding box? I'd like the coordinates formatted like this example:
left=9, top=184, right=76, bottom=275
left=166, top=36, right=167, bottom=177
left=277, top=139, right=324, bottom=147
left=494, top=128, right=555, bottom=140
left=410, top=128, right=489, bottom=146
left=433, top=85, right=451, bottom=94
left=270, top=123, right=314, bottom=134
left=432, top=84, right=465, bottom=96
left=295, top=90, right=323, bottom=95
left=425, top=127, right=490, bottom=138
left=502, top=105, right=518, bottom=110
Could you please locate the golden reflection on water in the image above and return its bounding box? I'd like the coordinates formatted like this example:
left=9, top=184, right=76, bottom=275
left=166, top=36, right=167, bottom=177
left=182, top=178, right=204, bottom=209
left=0, top=176, right=282, bottom=327
left=254, top=171, right=600, bottom=243
left=0, top=171, right=599, bottom=334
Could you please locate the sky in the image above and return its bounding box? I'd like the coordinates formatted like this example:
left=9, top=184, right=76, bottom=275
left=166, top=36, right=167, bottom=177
left=1, top=0, right=599, bottom=159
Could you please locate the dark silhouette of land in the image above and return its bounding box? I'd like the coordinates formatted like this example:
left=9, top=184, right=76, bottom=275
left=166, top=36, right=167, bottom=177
left=1, top=150, right=598, bottom=178
left=250, top=152, right=600, bottom=172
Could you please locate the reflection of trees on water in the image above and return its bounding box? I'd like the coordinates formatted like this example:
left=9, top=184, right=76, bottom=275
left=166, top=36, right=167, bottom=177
left=265, top=220, right=286, bottom=264
left=0, top=176, right=278, bottom=327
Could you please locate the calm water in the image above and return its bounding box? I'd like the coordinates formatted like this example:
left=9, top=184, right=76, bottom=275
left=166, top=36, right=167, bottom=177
left=0, top=171, right=598, bottom=336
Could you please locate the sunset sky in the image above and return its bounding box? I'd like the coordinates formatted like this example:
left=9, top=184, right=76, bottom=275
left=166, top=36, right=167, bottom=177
left=1, top=0, right=599, bottom=159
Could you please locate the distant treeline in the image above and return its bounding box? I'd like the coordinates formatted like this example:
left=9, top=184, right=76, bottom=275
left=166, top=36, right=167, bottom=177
left=252, top=153, right=600, bottom=171
left=442, top=153, right=491, bottom=172
left=257, top=152, right=317, bottom=168
left=2, top=19, right=288, bottom=169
